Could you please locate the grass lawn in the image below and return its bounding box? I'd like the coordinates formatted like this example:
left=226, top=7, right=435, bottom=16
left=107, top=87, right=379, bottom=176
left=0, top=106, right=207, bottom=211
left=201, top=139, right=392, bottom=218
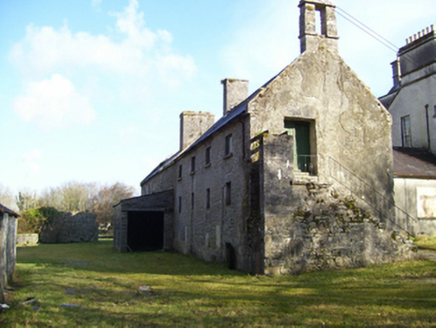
left=1, top=240, right=436, bottom=327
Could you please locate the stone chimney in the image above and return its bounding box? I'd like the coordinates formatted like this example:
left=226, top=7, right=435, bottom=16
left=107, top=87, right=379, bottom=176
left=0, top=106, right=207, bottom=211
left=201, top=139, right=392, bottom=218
left=221, top=79, right=249, bottom=116
left=299, top=0, right=339, bottom=54
left=180, top=111, right=215, bottom=151
left=391, top=58, right=401, bottom=87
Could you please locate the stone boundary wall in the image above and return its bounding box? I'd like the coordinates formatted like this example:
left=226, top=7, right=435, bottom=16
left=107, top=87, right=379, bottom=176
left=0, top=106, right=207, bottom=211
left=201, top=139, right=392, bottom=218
left=17, top=234, right=38, bottom=245
left=39, top=212, right=98, bottom=244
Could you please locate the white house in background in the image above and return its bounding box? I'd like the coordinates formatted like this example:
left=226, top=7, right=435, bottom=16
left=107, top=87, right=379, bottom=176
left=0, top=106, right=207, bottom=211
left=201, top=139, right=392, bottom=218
left=380, top=25, right=436, bottom=236
left=379, top=24, right=436, bottom=153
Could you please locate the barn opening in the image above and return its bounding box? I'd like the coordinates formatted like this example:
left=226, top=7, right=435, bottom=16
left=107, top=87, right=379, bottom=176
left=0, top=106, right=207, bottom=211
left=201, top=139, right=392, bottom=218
left=127, top=211, right=164, bottom=251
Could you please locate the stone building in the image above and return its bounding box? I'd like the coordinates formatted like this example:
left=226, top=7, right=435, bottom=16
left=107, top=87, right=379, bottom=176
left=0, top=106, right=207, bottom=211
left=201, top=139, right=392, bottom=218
left=380, top=25, right=436, bottom=235
left=114, top=0, right=413, bottom=274
left=0, top=203, right=18, bottom=303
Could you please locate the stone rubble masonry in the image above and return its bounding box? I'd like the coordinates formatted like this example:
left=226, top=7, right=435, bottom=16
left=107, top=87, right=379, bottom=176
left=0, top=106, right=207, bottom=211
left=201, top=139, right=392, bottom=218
left=39, top=212, right=98, bottom=244
left=16, top=233, right=38, bottom=245
left=180, top=111, right=215, bottom=151
left=221, top=79, right=249, bottom=115
left=0, top=212, right=17, bottom=303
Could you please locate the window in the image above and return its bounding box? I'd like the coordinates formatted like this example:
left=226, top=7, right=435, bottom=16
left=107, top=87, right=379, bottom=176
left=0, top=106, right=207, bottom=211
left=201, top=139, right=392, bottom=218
left=205, top=146, right=211, bottom=166
left=225, top=182, right=231, bottom=206
left=433, top=105, right=436, bottom=118
left=284, top=120, right=314, bottom=174
left=191, top=156, right=196, bottom=173
left=225, top=134, right=233, bottom=157
left=401, top=115, right=412, bottom=147
left=178, top=164, right=182, bottom=180
left=206, top=188, right=211, bottom=209
left=178, top=196, right=182, bottom=213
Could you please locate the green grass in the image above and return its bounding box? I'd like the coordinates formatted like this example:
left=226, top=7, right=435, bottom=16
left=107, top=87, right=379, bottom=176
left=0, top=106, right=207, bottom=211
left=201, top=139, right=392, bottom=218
left=414, top=235, right=436, bottom=251
left=2, top=240, right=436, bottom=327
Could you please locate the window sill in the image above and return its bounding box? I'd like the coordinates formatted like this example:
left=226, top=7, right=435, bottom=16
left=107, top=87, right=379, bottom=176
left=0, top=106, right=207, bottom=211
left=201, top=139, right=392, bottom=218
left=204, top=163, right=211, bottom=168
left=224, top=153, right=233, bottom=160
left=190, top=171, right=195, bottom=176
left=178, top=177, right=182, bottom=181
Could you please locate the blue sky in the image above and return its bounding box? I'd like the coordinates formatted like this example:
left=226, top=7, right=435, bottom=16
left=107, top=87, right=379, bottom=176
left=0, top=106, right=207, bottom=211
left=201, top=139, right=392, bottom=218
left=1, top=0, right=435, bottom=196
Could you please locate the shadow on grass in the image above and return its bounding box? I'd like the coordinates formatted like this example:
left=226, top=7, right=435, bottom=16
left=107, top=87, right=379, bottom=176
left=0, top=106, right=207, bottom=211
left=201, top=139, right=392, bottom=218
left=17, top=239, right=240, bottom=277
left=9, top=239, right=436, bottom=326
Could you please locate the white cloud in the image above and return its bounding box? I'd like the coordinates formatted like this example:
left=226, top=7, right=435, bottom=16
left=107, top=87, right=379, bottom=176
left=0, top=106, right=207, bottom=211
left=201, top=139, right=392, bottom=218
left=13, top=74, right=96, bottom=129
left=23, top=149, right=42, bottom=175
left=9, top=0, right=196, bottom=84
left=91, top=0, right=102, bottom=8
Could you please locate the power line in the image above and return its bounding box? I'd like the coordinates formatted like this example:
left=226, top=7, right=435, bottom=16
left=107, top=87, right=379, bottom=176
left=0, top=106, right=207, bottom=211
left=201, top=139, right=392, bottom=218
left=336, top=6, right=436, bottom=80
left=336, top=6, right=398, bottom=53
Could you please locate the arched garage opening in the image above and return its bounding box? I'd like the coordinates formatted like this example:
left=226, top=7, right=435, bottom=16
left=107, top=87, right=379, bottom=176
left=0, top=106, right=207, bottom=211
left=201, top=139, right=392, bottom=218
left=127, top=211, right=164, bottom=251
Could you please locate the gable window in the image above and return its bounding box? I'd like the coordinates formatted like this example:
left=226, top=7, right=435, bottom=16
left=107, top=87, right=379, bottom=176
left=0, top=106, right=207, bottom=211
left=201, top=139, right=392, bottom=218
left=205, top=146, right=211, bottom=166
left=285, top=119, right=316, bottom=175
left=401, top=115, right=412, bottom=147
left=178, top=164, right=182, bottom=180
left=206, top=188, right=210, bottom=209
left=225, top=134, right=233, bottom=157
left=225, top=182, right=231, bottom=206
left=191, top=156, right=196, bottom=173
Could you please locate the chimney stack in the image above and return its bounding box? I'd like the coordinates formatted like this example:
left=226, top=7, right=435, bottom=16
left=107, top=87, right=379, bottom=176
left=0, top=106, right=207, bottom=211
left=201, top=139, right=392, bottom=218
left=391, top=58, right=401, bottom=87
left=221, top=79, right=249, bottom=116
left=299, top=0, right=339, bottom=54
left=180, top=111, right=215, bottom=151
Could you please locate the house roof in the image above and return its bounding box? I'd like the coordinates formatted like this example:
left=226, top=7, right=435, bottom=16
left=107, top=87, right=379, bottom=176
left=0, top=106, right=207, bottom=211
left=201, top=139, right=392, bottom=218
left=0, top=203, right=19, bottom=217
left=140, top=67, right=287, bottom=186
left=393, top=147, right=436, bottom=178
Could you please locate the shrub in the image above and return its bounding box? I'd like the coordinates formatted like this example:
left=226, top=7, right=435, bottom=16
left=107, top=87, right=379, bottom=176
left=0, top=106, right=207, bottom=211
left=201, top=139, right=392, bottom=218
left=20, top=207, right=62, bottom=233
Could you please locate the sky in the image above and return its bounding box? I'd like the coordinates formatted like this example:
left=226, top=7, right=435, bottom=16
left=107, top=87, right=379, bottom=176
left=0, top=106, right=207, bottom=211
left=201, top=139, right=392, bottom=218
left=0, top=0, right=435, bottom=197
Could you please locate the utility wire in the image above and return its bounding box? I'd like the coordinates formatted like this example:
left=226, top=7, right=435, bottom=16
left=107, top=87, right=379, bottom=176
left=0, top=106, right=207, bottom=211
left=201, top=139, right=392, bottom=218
left=336, top=6, right=398, bottom=53
left=336, top=6, right=436, bottom=81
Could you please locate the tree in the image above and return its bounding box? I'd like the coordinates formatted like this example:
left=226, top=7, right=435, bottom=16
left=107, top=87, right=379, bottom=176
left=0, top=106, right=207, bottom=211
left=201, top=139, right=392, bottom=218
left=0, top=184, right=16, bottom=210
left=90, top=182, right=135, bottom=225
left=15, top=190, right=39, bottom=212
left=19, top=207, right=61, bottom=233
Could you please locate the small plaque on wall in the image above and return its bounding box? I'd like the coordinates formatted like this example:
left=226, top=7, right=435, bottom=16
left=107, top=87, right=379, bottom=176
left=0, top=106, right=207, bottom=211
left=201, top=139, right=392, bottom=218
left=417, top=187, right=436, bottom=219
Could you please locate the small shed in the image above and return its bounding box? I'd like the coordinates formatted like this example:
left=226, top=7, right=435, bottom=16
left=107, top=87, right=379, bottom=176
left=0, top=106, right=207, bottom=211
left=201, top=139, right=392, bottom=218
left=113, top=190, right=174, bottom=253
left=393, top=147, right=436, bottom=235
left=0, top=203, right=18, bottom=303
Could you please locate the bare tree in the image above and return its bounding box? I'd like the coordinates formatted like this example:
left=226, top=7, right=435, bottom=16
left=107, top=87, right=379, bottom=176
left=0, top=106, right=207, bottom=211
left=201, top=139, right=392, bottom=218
left=90, top=182, right=135, bottom=225
left=15, top=190, right=39, bottom=212
left=0, top=184, right=16, bottom=210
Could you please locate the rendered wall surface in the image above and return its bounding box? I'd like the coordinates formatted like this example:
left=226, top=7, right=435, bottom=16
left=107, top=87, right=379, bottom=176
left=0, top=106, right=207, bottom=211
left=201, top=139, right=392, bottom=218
left=394, top=177, right=436, bottom=236
left=248, top=46, right=394, bottom=222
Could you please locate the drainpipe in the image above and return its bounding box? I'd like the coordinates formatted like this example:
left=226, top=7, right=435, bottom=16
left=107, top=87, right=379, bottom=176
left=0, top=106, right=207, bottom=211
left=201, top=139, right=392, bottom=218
left=425, top=104, right=431, bottom=150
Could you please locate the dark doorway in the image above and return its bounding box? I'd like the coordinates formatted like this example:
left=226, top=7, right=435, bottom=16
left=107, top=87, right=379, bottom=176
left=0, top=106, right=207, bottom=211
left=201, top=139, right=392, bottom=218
left=127, top=211, right=164, bottom=251
left=226, top=243, right=237, bottom=270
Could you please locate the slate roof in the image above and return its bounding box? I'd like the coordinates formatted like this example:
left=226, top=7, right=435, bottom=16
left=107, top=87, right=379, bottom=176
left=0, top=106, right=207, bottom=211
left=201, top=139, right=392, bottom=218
left=393, top=147, right=436, bottom=178
left=0, top=203, right=19, bottom=217
left=140, top=67, right=287, bottom=186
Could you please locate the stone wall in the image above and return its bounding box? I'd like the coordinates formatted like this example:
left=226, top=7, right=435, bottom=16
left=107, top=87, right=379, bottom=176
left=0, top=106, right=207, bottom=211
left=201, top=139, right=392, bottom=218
left=0, top=213, right=17, bottom=303
left=39, top=212, right=98, bottom=244
left=248, top=46, right=395, bottom=223
left=263, top=177, right=415, bottom=275
left=16, top=233, right=38, bottom=245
